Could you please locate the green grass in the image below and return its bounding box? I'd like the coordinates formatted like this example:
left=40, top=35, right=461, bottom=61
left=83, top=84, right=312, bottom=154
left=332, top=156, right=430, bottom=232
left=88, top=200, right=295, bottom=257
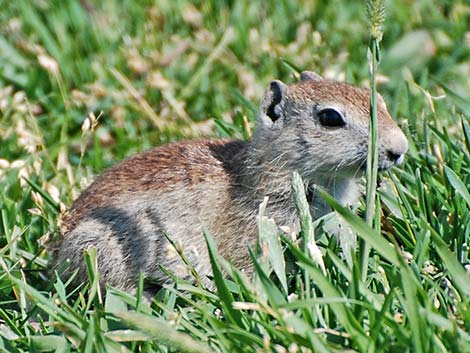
left=1, top=0, right=470, bottom=352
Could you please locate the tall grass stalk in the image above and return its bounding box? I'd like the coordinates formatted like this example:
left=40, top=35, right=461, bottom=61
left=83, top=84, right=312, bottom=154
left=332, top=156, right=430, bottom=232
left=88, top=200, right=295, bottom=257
left=362, top=0, right=386, bottom=279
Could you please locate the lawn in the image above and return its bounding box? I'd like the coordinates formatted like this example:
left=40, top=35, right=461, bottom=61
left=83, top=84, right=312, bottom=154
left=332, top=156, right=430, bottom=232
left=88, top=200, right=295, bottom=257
left=1, top=0, right=470, bottom=352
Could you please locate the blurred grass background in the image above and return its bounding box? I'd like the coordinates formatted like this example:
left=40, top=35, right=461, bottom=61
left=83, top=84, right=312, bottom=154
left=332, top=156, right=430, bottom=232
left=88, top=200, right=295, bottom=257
left=1, top=0, right=470, bottom=352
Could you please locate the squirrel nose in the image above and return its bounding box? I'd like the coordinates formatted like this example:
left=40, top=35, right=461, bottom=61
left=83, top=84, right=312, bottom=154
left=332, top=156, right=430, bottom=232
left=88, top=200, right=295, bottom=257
left=385, top=129, right=408, bottom=165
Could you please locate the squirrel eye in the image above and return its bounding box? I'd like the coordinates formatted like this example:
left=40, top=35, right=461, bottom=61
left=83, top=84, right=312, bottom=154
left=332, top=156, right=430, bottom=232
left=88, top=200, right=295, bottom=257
left=318, top=108, right=346, bottom=127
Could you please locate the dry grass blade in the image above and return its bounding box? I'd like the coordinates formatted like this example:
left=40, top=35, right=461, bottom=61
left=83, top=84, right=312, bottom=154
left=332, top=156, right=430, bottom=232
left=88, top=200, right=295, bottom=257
left=110, top=68, right=166, bottom=129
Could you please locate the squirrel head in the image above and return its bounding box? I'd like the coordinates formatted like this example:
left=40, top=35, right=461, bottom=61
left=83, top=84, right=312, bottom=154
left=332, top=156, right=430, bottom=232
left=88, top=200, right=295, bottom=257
left=255, top=71, right=408, bottom=179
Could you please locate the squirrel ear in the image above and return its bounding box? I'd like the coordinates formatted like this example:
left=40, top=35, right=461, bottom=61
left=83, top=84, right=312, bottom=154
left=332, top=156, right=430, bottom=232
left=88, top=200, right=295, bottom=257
left=259, top=80, right=286, bottom=125
left=300, top=71, right=323, bottom=82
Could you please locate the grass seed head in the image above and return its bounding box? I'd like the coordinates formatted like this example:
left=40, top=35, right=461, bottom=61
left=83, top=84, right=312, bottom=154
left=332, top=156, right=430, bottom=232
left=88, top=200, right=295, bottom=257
left=38, top=54, right=59, bottom=75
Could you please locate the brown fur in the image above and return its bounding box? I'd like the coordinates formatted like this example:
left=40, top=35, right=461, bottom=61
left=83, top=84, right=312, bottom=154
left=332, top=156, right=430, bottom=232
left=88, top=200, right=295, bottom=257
left=62, top=140, right=243, bottom=232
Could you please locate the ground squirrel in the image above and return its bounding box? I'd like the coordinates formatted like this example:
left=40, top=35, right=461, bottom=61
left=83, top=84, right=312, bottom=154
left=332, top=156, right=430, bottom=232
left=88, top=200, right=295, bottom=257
left=54, top=71, right=408, bottom=295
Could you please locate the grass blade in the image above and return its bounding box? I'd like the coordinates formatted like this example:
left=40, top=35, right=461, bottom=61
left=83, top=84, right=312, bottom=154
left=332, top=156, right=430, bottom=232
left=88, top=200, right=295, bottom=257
left=444, top=166, right=470, bottom=208
left=428, top=225, right=470, bottom=297
left=114, top=311, right=215, bottom=353
left=23, top=177, right=60, bottom=213
left=257, top=197, right=287, bottom=293
left=30, top=335, right=70, bottom=353
left=250, top=248, right=287, bottom=308
left=319, top=190, right=401, bottom=267
left=203, top=226, right=245, bottom=327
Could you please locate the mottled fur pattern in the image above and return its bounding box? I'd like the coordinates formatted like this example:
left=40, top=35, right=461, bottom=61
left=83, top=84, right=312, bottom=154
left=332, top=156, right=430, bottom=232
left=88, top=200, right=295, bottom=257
left=53, top=72, right=408, bottom=295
